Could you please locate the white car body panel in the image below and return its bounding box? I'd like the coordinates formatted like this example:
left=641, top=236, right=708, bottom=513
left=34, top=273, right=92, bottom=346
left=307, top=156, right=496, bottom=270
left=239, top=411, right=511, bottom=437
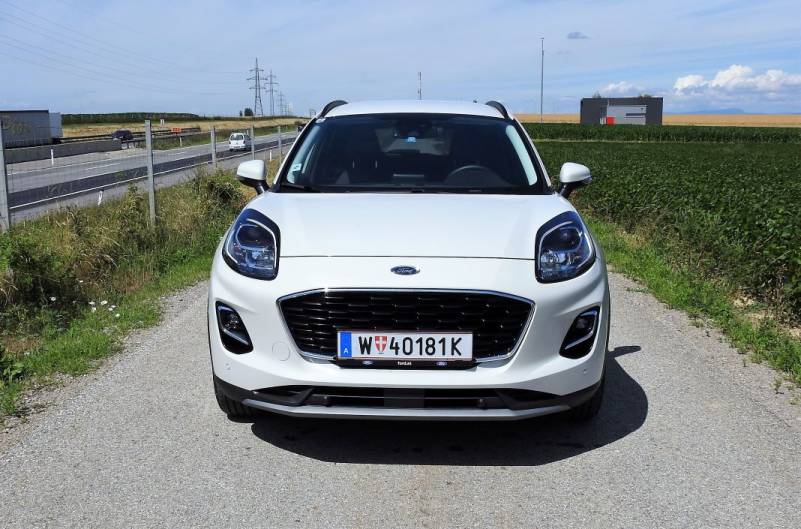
left=253, top=193, right=573, bottom=258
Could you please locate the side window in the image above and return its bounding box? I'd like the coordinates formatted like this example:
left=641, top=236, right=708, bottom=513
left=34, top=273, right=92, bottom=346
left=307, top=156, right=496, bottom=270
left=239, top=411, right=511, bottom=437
left=505, top=125, right=538, bottom=185
left=287, top=125, right=322, bottom=183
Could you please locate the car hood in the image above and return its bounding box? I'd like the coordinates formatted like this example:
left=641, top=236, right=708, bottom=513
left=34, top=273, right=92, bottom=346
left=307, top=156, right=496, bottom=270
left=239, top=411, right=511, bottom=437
left=250, top=192, right=574, bottom=259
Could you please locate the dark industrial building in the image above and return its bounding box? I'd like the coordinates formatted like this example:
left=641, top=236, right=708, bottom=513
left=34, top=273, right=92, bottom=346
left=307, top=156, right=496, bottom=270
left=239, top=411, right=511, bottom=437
left=580, top=97, right=663, bottom=125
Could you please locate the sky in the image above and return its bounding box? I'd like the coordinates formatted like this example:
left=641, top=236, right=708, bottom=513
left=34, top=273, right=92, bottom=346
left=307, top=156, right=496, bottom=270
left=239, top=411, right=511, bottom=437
left=1, top=0, right=800, bottom=115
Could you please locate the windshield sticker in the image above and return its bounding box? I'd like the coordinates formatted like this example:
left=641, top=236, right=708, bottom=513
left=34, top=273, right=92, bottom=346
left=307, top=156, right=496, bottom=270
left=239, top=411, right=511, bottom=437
left=290, top=163, right=302, bottom=172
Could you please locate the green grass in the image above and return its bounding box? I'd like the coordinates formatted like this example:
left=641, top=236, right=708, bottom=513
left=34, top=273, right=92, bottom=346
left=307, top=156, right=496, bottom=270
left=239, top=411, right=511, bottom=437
left=585, top=215, right=801, bottom=385
left=0, top=169, right=251, bottom=417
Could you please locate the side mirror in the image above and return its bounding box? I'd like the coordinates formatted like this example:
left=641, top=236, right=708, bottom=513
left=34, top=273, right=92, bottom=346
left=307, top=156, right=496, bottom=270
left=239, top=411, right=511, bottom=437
left=558, top=162, right=592, bottom=199
left=236, top=160, right=268, bottom=194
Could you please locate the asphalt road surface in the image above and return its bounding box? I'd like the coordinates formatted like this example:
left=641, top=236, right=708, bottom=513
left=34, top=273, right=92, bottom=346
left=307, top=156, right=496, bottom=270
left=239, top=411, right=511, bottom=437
left=1, top=274, right=799, bottom=528
left=5, top=132, right=296, bottom=210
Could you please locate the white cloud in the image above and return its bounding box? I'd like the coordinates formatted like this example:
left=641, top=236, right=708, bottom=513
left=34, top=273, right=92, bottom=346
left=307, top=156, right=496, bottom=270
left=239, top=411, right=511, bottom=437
left=674, top=64, right=801, bottom=95
left=566, top=31, right=589, bottom=39
left=599, top=81, right=645, bottom=96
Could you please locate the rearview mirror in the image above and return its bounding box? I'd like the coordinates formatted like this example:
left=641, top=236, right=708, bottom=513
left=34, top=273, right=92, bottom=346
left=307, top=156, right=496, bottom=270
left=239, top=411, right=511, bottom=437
left=558, top=162, right=592, bottom=199
left=236, top=160, right=268, bottom=194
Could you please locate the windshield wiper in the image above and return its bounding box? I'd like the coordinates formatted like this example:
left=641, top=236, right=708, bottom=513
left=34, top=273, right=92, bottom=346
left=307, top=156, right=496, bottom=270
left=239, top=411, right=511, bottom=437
left=279, top=182, right=320, bottom=192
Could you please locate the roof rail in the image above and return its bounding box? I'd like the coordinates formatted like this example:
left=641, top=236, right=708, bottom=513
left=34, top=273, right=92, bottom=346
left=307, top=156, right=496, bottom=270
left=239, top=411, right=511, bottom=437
left=318, top=100, right=348, bottom=118
left=485, top=100, right=510, bottom=119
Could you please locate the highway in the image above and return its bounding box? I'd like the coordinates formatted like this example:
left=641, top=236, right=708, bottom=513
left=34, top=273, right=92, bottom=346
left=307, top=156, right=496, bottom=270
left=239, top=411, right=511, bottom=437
left=5, top=131, right=296, bottom=210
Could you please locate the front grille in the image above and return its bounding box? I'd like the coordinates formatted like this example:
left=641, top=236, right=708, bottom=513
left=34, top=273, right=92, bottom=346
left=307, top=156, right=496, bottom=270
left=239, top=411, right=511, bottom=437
left=279, top=290, right=533, bottom=361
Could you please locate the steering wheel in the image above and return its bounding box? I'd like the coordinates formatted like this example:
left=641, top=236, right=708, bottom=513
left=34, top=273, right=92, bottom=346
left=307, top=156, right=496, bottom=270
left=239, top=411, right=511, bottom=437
left=445, top=164, right=492, bottom=180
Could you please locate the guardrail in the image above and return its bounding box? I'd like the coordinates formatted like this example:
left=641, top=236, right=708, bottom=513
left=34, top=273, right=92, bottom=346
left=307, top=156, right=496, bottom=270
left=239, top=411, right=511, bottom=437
left=0, top=119, right=297, bottom=230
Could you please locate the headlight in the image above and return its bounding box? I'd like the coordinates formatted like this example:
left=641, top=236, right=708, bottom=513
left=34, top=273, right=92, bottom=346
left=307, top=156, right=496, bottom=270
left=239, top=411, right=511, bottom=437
left=536, top=211, right=595, bottom=282
left=222, top=209, right=280, bottom=280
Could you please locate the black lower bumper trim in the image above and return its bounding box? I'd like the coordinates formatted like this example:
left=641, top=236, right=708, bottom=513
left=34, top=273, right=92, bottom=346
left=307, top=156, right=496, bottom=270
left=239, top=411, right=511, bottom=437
left=214, top=376, right=602, bottom=413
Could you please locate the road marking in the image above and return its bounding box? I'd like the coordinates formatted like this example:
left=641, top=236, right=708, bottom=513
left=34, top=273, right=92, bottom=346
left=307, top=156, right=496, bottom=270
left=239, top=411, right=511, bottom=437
left=11, top=161, right=121, bottom=175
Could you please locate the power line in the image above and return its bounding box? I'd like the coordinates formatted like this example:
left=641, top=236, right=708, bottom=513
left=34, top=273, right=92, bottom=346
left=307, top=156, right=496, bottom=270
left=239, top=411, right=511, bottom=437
left=247, top=58, right=266, bottom=116
left=0, top=12, right=241, bottom=87
left=0, top=36, right=224, bottom=95
left=54, top=0, right=244, bottom=76
left=0, top=0, right=242, bottom=80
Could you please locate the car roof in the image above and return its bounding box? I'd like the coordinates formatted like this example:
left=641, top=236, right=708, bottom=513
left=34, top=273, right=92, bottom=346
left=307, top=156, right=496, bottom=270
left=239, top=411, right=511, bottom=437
left=325, top=100, right=507, bottom=119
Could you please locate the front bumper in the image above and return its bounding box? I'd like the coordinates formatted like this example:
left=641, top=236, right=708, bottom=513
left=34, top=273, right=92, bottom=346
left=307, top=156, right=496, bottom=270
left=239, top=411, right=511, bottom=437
left=209, top=252, right=609, bottom=419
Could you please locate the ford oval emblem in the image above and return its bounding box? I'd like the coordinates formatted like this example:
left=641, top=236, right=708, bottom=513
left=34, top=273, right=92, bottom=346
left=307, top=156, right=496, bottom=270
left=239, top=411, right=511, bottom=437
left=391, top=265, right=420, bottom=276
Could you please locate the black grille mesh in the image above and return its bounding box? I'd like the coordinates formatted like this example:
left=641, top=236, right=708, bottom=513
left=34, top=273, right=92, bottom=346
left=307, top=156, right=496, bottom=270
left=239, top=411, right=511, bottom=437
left=280, top=290, right=532, bottom=360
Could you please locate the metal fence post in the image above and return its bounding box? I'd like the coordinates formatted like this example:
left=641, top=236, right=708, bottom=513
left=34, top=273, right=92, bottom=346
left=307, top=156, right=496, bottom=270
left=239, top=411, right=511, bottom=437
left=211, top=126, right=217, bottom=169
left=144, top=120, right=156, bottom=225
left=277, top=125, right=283, bottom=163
left=250, top=125, right=256, bottom=160
left=0, top=118, right=10, bottom=232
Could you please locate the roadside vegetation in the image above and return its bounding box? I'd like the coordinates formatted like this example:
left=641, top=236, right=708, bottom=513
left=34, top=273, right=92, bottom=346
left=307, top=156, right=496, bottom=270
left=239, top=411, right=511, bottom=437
left=152, top=124, right=294, bottom=150
left=516, top=114, right=801, bottom=127
left=524, top=123, right=801, bottom=143
left=62, top=117, right=303, bottom=138
left=537, top=140, right=801, bottom=385
left=0, top=169, right=254, bottom=417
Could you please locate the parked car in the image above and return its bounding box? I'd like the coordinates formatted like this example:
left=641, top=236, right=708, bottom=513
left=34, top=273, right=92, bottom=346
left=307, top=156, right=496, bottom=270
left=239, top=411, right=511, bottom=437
left=111, top=129, right=134, bottom=141
left=228, top=132, right=251, bottom=151
left=209, top=100, right=608, bottom=421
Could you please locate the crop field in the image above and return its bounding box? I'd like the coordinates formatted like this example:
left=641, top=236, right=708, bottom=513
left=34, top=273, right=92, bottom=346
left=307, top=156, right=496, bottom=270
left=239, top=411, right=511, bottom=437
left=516, top=113, right=801, bottom=127
left=537, top=141, right=801, bottom=318
left=536, top=139, right=801, bottom=382
left=62, top=117, right=301, bottom=138
left=523, top=122, right=801, bottom=143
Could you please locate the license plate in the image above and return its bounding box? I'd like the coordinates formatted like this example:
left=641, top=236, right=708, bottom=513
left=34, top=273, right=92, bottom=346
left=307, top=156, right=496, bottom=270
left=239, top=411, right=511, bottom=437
left=337, top=331, right=473, bottom=365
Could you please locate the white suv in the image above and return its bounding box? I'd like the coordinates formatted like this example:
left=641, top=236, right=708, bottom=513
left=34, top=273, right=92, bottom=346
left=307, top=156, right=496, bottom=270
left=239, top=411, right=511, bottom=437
left=228, top=132, right=251, bottom=151
left=209, top=100, right=609, bottom=421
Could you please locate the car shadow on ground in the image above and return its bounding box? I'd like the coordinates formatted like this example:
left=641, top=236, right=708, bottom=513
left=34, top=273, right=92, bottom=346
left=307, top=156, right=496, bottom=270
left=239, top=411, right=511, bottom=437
left=249, top=345, right=646, bottom=466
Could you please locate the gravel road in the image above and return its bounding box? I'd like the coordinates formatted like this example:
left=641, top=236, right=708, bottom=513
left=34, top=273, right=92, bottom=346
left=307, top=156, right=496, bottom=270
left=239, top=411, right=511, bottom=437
left=1, top=274, right=799, bottom=528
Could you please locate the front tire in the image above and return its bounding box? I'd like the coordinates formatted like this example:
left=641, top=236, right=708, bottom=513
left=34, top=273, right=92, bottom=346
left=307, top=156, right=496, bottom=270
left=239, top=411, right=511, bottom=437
left=567, top=376, right=604, bottom=421
left=214, top=378, right=258, bottom=419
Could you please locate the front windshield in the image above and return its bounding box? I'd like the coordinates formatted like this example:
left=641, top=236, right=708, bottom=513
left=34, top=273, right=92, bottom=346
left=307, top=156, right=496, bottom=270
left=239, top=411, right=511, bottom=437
left=278, top=114, right=543, bottom=193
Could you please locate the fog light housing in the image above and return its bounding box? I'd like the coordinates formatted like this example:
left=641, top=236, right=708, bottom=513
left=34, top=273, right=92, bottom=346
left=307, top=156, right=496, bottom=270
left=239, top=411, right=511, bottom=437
left=560, top=307, right=599, bottom=359
left=216, top=302, right=253, bottom=353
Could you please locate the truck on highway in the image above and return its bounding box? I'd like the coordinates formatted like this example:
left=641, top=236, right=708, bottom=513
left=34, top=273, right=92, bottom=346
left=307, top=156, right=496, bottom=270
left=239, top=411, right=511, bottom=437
left=0, top=109, right=63, bottom=149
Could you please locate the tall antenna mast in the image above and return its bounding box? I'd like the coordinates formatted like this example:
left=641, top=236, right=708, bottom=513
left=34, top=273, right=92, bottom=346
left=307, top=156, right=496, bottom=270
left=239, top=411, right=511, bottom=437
left=417, top=71, right=422, bottom=100
left=539, top=38, right=544, bottom=124
left=247, top=58, right=265, bottom=116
